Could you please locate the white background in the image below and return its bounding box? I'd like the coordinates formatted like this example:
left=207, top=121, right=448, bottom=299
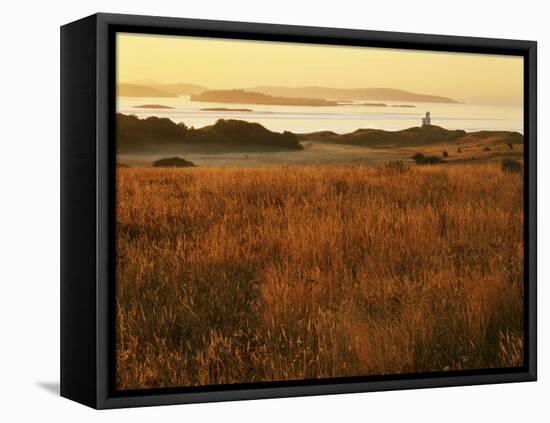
left=0, top=0, right=547, bottom=421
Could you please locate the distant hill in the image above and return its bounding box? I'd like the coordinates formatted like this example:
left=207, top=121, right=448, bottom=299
left=117, top=83, right=178, bottom=97
left=118, top=83, right=459, bottom=103
left=457, top=130, right=524, bottom=146
left=117, top=114, right=303, bottom=153
left=251, top=86, right=460, bottom=104
left=300, top=125, right=522, bottom=148
left=334, top=125, right=467, bottom=147
left=150, top=83, right=207, bottom=95
left=191, top=89, right=339, bottom=106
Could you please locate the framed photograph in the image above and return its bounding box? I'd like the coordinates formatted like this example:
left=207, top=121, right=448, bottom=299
left=60, top=13, right=537, bottom=409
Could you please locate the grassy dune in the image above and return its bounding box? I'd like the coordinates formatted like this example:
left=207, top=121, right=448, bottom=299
left=116, top=164, right=524, bottom=390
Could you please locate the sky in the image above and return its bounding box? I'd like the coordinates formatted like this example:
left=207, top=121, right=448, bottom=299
left=117, top=33, right=524, bottom=106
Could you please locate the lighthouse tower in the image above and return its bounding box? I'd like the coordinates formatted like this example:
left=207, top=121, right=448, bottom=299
left=422, top=111, right=432, bottom=126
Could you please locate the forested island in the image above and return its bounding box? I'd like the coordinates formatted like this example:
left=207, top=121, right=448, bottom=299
left=191, top=89, right=339, bottom=106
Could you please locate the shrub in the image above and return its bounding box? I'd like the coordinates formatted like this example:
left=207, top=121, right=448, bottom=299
left=501, top=159, right=522, bottom=173
left=457, top=148, right=462, bottom=153
left=152, top=157, right=196, bottom=168
left=484, top=146, right=492, bottom=151
left=412, top=152, right=443, bottom=165
left=412, top=153, right=425, bottom=163
left=507, top=143, right=514, bottom=150
left=442, top=151, right=449, bottom=157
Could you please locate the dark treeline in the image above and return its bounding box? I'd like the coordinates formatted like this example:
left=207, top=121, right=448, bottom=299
left=117, top=113, right=303, bottom=153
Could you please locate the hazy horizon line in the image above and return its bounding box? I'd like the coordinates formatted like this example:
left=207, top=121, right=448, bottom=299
left=119, top=81, right=524, bottom=107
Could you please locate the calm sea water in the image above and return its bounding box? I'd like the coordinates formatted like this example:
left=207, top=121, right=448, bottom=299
left=117, top=95, right=523, bottom=134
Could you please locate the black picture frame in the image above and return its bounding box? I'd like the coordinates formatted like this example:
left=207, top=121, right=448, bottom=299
left=60, top=12, right=537, bottom=409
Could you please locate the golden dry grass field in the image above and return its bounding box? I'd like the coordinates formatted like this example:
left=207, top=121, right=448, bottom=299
left=115, top=163, right=524, bottom=390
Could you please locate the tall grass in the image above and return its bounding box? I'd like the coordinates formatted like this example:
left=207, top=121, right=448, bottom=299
left=116, top=164, right=524, bottom=390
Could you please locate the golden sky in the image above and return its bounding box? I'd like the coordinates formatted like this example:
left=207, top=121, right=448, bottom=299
left=117, top=33, right=523, bottom=106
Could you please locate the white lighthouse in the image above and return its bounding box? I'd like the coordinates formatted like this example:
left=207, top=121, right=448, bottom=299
left=422, top=111, right=432, bottom=126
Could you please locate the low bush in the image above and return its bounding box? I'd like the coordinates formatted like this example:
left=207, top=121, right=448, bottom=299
left=412, top=153, right=444, bottom=165
left=152, top=157, right=196, bottom=168
left=501, top=159, right=522, bottom=173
